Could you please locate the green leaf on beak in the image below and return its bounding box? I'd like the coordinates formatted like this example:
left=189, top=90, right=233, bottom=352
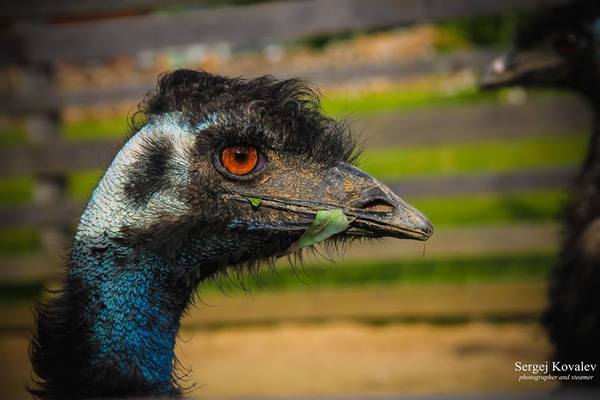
left=296, top=209, right=350, bottom=249
left=247, top=197, right=262, bottom=209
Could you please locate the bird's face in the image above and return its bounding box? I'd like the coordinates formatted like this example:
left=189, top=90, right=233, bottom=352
left=480, top=1, right=600, bottom=92
left=189, top=114, right=432, bottom=244
left=80, top=71, right=431, bottom=281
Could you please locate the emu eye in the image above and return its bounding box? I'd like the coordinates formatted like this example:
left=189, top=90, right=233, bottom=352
left=220, top=145, right=259, bottom=175
left=554, top=32, right=585, bottom=57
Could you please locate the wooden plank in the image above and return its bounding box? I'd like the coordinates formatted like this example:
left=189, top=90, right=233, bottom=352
left=0, top=84, right=148, bottom=114
left=4, top=50, right=590, bottom=116
left=0, top=50, right=497, bottom=114
left=0, top=139, right=122, bottom=178
left=0, top=167, right=574, bottom=228
left=183, top=282, right=546, bottom=327
left=343, top=222, right=559, bottom=261
left=1, top=0, right=207, bottom=20
left=386, top=167, right=577, bottom=197
left=0, top=202, right=84, bottom=228
left=2, top=0, right=567, bottom=64
left=0, top=254, right=59, bottom=284
left=361, top=95, right=591, bottom=148
left=299, top=49, right=497, bottom=84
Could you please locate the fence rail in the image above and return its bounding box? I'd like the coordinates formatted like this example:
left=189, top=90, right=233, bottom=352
left=2, top=0, right=208, bottom=20
left=1, top=140, right=122, bottom=177
left=1, top=50, right=499, bottom=114
left=1, top=0, right=565, bottom=65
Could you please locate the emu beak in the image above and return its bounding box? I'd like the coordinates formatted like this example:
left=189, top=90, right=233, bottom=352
left=480, top=49, right=566, bottom=89
left=324, top=162, right=433, bottom=241
left=227, top=162, right=432, bottom=242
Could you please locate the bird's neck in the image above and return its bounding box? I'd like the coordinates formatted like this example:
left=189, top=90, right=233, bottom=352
left=32, top=238, right=198, bottom=398
left=80, top=241, right=190, bottom=392
left=31, top=117, right=201, bottom=396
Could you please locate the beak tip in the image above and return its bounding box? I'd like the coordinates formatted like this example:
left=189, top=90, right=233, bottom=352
left=413, top=213, right=434, bottom=241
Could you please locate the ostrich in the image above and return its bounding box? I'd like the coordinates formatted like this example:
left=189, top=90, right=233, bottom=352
left=481, top=0, right=600, bottom=383
left=29, top=69, right=432, bottom=399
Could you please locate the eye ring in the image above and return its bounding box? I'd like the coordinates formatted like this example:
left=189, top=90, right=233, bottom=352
left=215, top=144, right=267, bottom=180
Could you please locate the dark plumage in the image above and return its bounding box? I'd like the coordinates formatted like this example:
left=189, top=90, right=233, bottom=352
left=481, top=0, right=600, bottom=384
left=122, top=135, right=176, bottom=205
left=29, top=70, right=432, bottom=399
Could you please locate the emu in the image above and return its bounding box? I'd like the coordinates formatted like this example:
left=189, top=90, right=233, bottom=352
left=28, top=70, right=432, bottom=399
left=481, top=0, right=600, bottom=384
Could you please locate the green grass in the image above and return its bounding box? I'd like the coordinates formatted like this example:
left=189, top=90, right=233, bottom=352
left=0, top=116, right=130, bottom=145
left=61, top=117, right=131, bottom=140
left=0, top=171, right=103, bottom=206
left=322, top=86, right=494, bottom=117
left=359, top=135, right=585, bottom=179
left=0, top=228, right=40, bottom=255
left=68, top=170, right=103, bottom=201
left=0, top=177, right=32, bottom=205
left=410, top=190, right=566, bottom=227
left=0, top=124, right=28, bottom=146
left=322, top=86, right=566, bottom=118
left=202, top=253, right=553, bottom=293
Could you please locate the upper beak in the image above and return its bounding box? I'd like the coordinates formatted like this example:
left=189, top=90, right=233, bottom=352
left=226, top=162, right=432, bottom=242
left=480, top=49, right=566, bottom=89
left=319, top=162, right=433, bottom=241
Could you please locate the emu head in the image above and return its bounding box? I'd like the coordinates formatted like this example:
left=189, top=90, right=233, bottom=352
left=480, top=0, right=600, bottom=95
left=76, top=70, right=432, bottom=287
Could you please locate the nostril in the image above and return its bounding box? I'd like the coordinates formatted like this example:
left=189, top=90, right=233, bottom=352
left=359, top=198, right=395, bottom=213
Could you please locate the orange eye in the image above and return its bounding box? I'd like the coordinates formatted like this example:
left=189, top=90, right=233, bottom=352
left=220, top=145, right=259, bottom=175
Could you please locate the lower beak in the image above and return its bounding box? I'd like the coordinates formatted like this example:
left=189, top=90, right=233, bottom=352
left=324, top=163, right=433, bottom=241
left=480, top=49, right=566, bottom=89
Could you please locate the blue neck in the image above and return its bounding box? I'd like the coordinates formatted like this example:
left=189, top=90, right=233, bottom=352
left=69, top=241, right=191, bottom=394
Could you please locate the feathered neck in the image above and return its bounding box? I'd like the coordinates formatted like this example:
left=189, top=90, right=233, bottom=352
left=29, top=117, right=203, bottom=398
left=29, top=237, right=196, bottom=399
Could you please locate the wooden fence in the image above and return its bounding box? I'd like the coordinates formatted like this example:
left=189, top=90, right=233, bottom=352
left=0, top=0, right=577, bottom=282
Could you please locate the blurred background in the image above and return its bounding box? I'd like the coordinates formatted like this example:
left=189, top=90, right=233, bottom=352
left=0, top=0, right=587, bottom=399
